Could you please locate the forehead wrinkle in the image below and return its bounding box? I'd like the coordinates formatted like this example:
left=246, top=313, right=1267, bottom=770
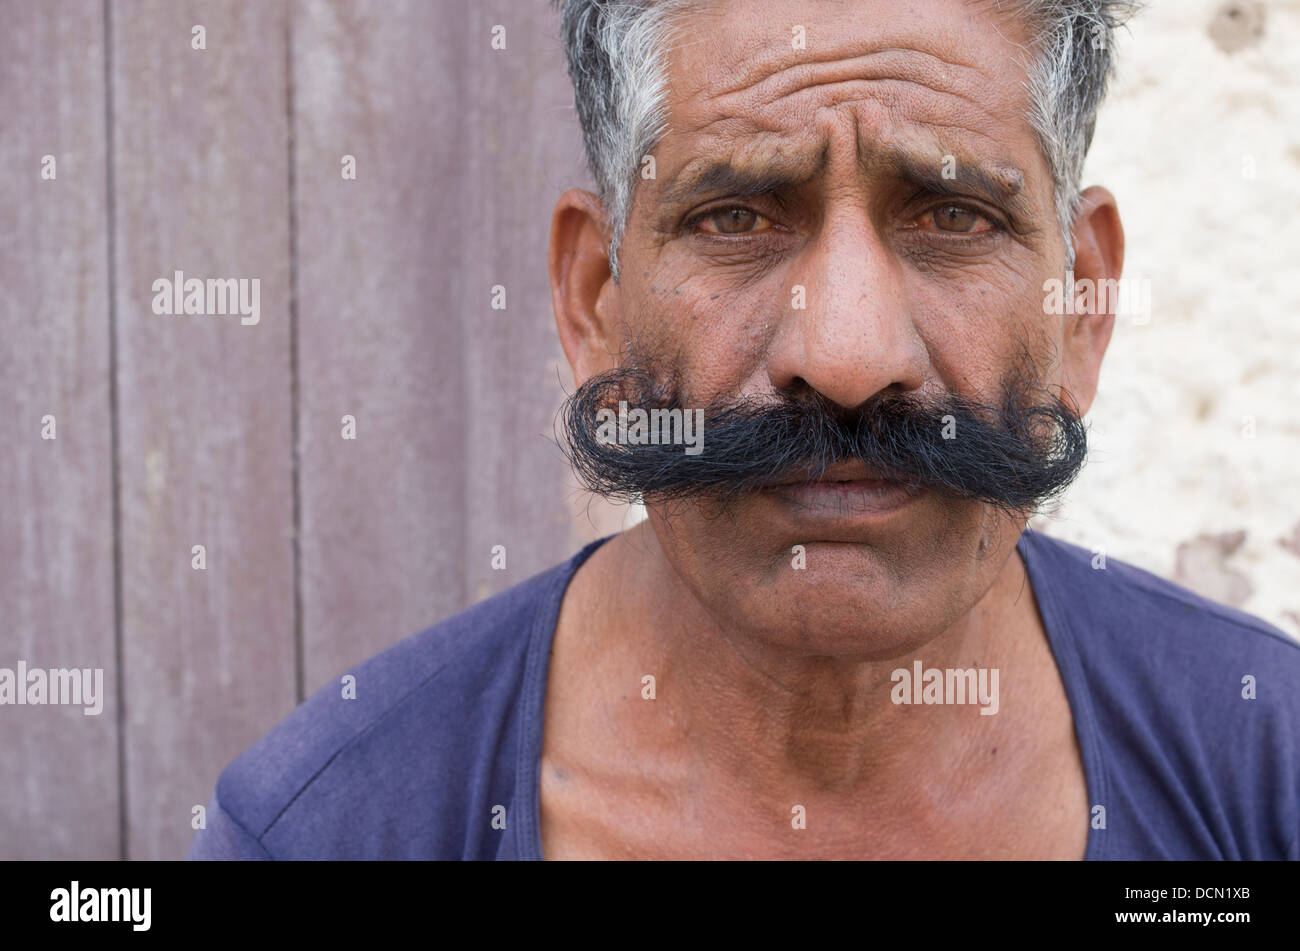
left=733, top=66, right=1017, bottom=148
left=702, top=45, right=1001, bottom=119
left=666, top=17, right=1034, bottom=168
left=677, top=58, right=1026, bottom=183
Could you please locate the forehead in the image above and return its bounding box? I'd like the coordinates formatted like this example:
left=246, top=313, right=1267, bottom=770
left=655, top=0, right=1042, bottom=196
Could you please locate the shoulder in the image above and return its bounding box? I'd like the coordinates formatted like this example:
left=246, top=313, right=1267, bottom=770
left=188, top=542, right=602, bottom=860
left=1021, top=529, right=1300, bottom=670
left=1021, top=529, right=1300, bottom=858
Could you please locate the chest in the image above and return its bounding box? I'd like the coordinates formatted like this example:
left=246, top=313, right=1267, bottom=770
left=538, top=735, right=1090, bottom=860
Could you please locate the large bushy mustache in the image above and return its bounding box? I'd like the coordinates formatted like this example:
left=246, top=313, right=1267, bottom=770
left=559, top=360, right=1089, bottom=515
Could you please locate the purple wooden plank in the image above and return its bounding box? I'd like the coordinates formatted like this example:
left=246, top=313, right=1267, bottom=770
left=457, top=1, right=623, bottom=597
left=292, top=0, right=469, bottom=693
left=111, top=0, right=296, bottom=859
left=0, top=0, right=119, bottom=860
left=292, top=0, right=605, bottom=693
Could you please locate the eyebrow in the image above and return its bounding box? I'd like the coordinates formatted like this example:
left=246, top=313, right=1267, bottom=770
left=657, top=144, right=1033, bottom=224
left=657, top=149, right=828, bottom=207
left=885, top=151, right=1032, bottom=222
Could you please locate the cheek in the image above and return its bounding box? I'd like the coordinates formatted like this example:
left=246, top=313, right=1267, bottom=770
left=912, top=268, right=1060, bottom=396
left=629, top=254, right=791, bottom=399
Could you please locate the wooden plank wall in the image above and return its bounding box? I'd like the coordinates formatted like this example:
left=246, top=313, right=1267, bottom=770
left=111, top=0, right=298, bottom=863
left=0, top=0, right=607, bottom=860
left=0, top=1, right=119, bottom=861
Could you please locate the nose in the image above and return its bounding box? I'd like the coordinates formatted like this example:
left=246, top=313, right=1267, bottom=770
left=764, top=203, right=929, bottom=408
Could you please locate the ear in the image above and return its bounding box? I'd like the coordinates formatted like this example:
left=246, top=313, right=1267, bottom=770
left=1061, top=185, right=1124, bottom=416
left=548, top=188, right=623, bottom=387
left=1060, top=184, right=1123, bottom=413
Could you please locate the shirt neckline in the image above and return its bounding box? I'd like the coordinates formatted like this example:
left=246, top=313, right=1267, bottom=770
left=516, top=529, right=1106, bottom=860
left=1016, top=528, right=1109, bottom=860
left=517, top=534, right=612, bottom=861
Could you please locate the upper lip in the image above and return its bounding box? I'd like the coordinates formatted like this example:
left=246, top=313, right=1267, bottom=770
left=765, top=461, right=900, bottom=488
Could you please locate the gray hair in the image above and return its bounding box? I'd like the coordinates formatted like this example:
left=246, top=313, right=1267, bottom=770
left=554, top=0, right=1140, bottom=280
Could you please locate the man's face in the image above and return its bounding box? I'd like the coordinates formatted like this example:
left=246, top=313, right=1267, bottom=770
left=561, top=0, right=1116, bottom=656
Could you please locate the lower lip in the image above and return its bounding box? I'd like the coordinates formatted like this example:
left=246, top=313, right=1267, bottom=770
left=762, top=478, right=921, bottom=518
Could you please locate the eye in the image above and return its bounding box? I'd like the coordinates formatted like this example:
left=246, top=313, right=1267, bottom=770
left=692, top=206, right=774, bottom=236
left=925, top=204, right=995, bottom=234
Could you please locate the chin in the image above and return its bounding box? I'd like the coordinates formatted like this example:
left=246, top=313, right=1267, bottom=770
left=712, top=548, right=978, bottom=660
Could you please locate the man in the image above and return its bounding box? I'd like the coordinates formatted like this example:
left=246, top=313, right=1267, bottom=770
left=190, top=0, right=1299, bottom=860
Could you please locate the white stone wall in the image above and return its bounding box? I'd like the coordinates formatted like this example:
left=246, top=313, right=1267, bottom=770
left=1033, top=0, right=1300, bottom=638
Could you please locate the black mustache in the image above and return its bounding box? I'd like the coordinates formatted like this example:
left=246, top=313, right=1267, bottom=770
left=559, top=363, right=1088, bottom=514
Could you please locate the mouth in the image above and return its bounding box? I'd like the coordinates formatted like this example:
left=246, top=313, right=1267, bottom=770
left=760, top=462, right=923, bottom=521
left=764, top=461, right=915, bottom=489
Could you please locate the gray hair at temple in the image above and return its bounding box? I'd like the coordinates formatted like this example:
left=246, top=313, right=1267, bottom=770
left=553, top=0, right=1141, bottom=280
